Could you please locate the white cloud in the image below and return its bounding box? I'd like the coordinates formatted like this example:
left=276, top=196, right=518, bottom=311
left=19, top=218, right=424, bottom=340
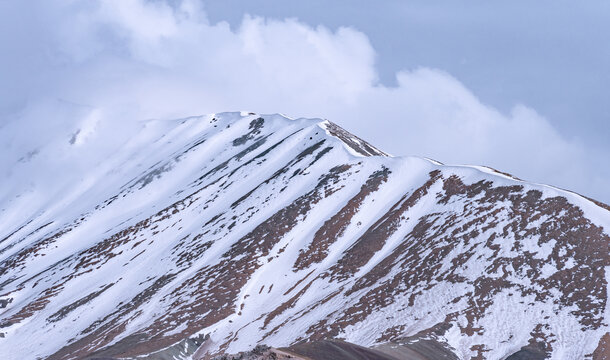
left=0, top=0, right=608, bottom=203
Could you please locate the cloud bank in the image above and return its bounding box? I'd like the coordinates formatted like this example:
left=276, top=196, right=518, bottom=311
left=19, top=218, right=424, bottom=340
left=1, top=0, right=608, bottom=203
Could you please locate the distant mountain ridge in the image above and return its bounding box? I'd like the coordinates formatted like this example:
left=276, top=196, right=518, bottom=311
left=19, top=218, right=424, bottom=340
left=0, top=112, right=609, bottom=359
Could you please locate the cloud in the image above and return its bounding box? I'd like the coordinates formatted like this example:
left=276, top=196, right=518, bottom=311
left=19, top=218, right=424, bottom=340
left=0, top=0, right=608, bottom=204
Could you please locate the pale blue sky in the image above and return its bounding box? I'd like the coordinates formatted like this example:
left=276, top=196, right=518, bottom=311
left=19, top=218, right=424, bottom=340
left=204, top=0, right=610, bottom=148
left=1, top=0, right=608, bottom=202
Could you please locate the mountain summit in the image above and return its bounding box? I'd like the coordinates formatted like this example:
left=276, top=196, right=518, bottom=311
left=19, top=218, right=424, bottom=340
left=1, top=112, right=609, bottom=359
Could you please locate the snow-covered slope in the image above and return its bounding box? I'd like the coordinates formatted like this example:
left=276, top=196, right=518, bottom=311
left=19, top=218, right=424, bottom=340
left=0, top=112, right=609, bottom=359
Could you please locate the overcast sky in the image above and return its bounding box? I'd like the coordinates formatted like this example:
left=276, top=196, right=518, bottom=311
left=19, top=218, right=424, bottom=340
left=1, top=0, right=609, bottom=203
left=205, top=1, right=610, bottom=144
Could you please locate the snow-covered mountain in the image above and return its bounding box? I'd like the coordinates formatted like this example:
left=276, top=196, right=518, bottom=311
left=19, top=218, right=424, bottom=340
left=1, top=112, right=609, bottom=359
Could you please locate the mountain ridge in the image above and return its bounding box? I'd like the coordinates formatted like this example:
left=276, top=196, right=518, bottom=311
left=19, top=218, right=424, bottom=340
left=0, top=112, right=609, bottom=359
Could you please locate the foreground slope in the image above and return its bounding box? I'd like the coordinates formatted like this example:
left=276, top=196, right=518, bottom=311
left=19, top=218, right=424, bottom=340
left=0, top=112, right=609, bottom=359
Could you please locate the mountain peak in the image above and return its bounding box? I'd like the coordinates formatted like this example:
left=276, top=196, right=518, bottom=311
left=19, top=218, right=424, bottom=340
left=1, top=112, right=609, bottom=359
